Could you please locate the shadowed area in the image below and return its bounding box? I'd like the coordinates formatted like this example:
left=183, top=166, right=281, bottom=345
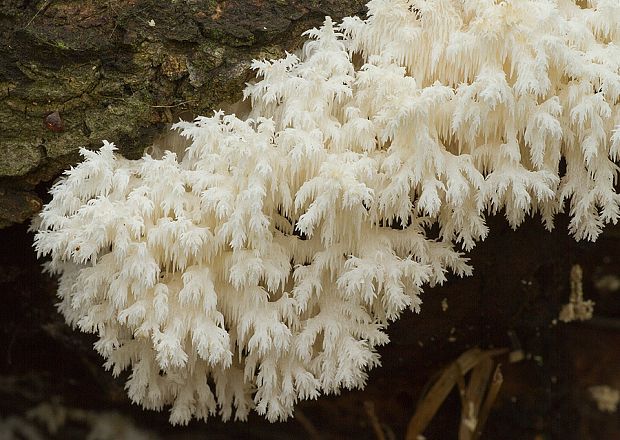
left=1, top=214, right=619, bottom=439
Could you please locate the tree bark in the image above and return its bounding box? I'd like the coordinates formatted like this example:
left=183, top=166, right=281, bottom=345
left=0, top=0, right=366, bottom=226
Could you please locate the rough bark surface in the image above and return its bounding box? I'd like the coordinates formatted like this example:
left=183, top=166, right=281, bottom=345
left=1, top=2, right=619, bottom=440
left=0, top=0, right=366, bottom=226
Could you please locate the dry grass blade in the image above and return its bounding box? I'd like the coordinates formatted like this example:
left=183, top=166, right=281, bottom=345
left=405, top=348, right=507, bottom=440
left=295, top=409, right=321, bottom=440
left=364, top=401, right=387, bottom=440
left=24, top=0, right=52, bottom=29
left=458, top=356, right=495, bottom=440
left=472, top=364, right=504, bottom=440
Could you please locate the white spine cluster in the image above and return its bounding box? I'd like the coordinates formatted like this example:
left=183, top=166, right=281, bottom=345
left=34, top=0, right=620, bottom=424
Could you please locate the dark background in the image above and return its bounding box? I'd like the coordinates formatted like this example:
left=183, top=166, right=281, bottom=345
left=3, top=211, right=620, bottom=439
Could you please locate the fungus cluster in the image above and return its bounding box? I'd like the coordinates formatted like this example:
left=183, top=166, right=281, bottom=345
left=34, top=0, right=620, bottom=424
